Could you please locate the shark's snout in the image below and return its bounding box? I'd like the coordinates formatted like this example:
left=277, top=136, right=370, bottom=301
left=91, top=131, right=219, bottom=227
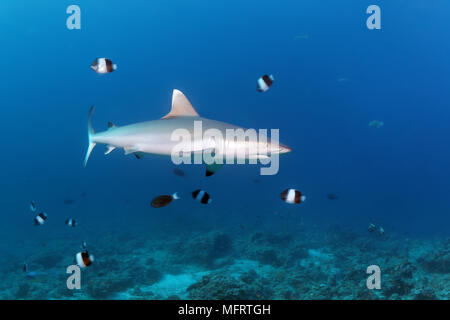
left=278, top=143, right=292, bottom=154
left=267, top=142, right=291, bottom=155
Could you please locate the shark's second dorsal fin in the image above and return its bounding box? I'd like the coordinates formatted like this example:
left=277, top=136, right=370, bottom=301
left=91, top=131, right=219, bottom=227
left=162, top=89, right=199, bottom=119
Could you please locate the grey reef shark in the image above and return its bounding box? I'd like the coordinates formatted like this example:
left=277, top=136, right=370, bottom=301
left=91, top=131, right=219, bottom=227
left=84, top=89, right=291, bottom=176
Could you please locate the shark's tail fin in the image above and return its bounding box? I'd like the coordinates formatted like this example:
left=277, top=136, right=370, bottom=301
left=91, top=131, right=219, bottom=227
left=84, top=106, right=96, bottom=167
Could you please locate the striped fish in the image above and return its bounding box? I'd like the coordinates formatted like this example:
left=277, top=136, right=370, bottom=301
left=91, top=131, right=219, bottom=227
left=76, top=251, right=94, bottom=268
left=191, top=189, right=212, bottom=204
left=34, top=212, right=48, bottom=226
left=257, top=74, right=274, bottom=92
left=65, top=218, right=77, bottom=227
left=280, top=189, right=305, bottom=204
left=90, top=58, right=117, bottom=74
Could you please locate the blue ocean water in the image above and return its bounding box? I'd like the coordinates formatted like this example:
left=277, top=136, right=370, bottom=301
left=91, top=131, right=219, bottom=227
left=0, top=1, right=449, bottom=299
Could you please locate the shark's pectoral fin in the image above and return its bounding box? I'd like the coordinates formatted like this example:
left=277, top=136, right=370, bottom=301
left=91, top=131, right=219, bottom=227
left=124, top=146, right=142, bottom=155
left=190, top=147, right=215, bottom=155
left=105, top=145, right=116, bottom=155
left=124, top=146, right=145, bottom=159
left=206, top=163, right=223, bottom=177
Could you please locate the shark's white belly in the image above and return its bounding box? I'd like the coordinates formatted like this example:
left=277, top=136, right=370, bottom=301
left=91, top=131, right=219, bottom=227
left=92, top=117, right=255, bottom=157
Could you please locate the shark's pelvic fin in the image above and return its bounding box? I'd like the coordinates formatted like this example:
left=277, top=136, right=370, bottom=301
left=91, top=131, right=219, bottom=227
left=108, top=121, right=116, bottom=128
left=84, top=106, right=96, bottom=167
left=162, top=89, right=199, bottom=119
left=105, top=145, right=116, bottom=155
left=206, top=163, right=223, bottom=177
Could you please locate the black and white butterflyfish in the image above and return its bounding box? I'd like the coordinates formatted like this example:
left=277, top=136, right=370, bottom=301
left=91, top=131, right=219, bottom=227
left=34, top=212, right=48, bottom=226
left=30, top=201, right=36, bottom=212
left=280, top=189, right=306, bottom=204
left=257, top=74, right=274, bottom=92
left=90, top=58, right=117, bottom=74
left=75, top=251, right=94, bottom=268
left=65, top=218, right=77, bottom=228
left=191, top=189, right=212, bottom=204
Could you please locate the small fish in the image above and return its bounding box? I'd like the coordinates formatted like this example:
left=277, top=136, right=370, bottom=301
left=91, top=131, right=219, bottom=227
left=280, top=189, right=306, bottom=204
left=23, top=263, right=28, bottom=273
left=368, top=223, right=376, bottom=232
left=337, top=77, right=350, bottom=83
left=257, top=74, right=274, bottom=92
left=65, top=218, right=77, bottom=228
left=191, top=189, right=212, bottom=204
left=64, top=199, right=74, bottom=205
left=253, top=178, right=261, bottom=184
left=151, top=192, right=180, bottom=208
left=80, top=192, right=88, bottom=198
left=369, top=120, right=384, bottom=128
left=294, top=34, right=309, bottom=40
left=81, top=241, right=87, bottom=250
left=29, top=201, right=36, bottom=212
left=327, top=193, right=339, bottom=200
left=90, top=58, right=117, bottom=74
left=34, top=212, right=47, bottom=226
left=75, top=251, right=94, bottom=268
left=173, top=168, right=185, bottom=177
left=379, top=227, right=385, bottom=235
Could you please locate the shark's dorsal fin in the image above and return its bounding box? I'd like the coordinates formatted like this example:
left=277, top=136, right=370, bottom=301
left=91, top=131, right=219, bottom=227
left=162, top=89, right=199, bottom=119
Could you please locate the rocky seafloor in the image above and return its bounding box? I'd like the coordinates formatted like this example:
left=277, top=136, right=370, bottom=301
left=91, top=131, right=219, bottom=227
left=1, top=226, right=449, bottom=300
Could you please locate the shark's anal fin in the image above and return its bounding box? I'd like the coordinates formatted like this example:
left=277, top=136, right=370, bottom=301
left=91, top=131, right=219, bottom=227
left=206, top=163, right=223, bottom=177
left=162, top=89, right=199, bottom=119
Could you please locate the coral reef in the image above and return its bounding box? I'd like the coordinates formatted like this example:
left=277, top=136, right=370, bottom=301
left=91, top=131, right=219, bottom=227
left=1, top=228, right=449, bottom=300
left=171, top=231, right=233, bottom=268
